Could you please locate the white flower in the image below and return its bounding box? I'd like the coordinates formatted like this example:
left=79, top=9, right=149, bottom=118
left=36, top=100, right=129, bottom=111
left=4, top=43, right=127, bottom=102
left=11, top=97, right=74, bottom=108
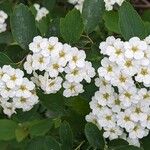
left=128, top=124, right=148, bottom=139
left=119, top=58, right=139, bottom=76
left=0, top=85, right=16, bottom=98
left=34, top=4, right=49, bottom=21
left=135, top=66, right=150, bottom=85
left=2, top=66, right=24, bottom=89
left=137, top=88, right=150, bottom=106
left=56, top=44, right=72, bottom=66
left=103, top=126, right=123, bottom=140
left=1, top=102, right=16, bottom=117
left=130, top=104, right=148, bottom=122
left=13, top=94, right=38, bottom=111
left=63, top=81, right=84, bottom=97
left=117, top=110, right=135, bottom=131
left=65, top=67, right=84, bottom=83
left=46, top=59, right=64, bottom=78
left=24, top=55, right=33, bottom=74
left=29, top=36, right=43, bottom=53
left=108, top=93, right=122, bottom=113
left=98, top=57, right=117, bottom=81
left=0, top=10, right=8, bottom=33
left=95, top=77, right=111, bottom=88
left=68, top=48, right=86, bottom=69
left=106, top=40, right=124, bottom=63
left=15, top=78, right=35, bottom=98
left=68, top=0, right=84, bottom=12
left=119, top=86, right=139, bottom=108
left=32, top=53, right=50, bottom=71
left=111, top=71, right=134, bottom=90
left=94, top=86, right=114, bottom=106
left=44, top=77, right=63, bottom=94
left=85, top=112, right=98, bottom=124
left=98, top=108, right=116, bottom=128
left=40, top=37, right=62, bottom=57
left=83, top=61, right=95, bottom=83
left=124, top=37, right=147, bottom=60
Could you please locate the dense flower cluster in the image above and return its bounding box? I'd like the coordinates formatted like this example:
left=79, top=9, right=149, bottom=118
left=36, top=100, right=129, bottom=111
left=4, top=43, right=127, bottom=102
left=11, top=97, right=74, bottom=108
left=0, top=10, right=8, bottom=33
left=86, top=35, right=150, bottom=147
left=34, top=3, right=49, bottom=21
left=24, top=36, right=95, bottom=97
left=68, top=0, right=125, bottom=11
left=68, top=0, right=84, bottom=12
left=104, top=0, right=125, bottom=11
left=0, top=65, right=39, bottom=117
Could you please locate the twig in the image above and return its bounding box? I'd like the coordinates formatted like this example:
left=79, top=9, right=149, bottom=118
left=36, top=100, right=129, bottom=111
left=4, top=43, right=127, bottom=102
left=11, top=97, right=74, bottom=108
left=82, top=35, right=94, bottom=44
left=74, top=141, right=85, bottom=150
left=134, top=4, right=150, bottom=8
left=141, top=0, right=150, bottom=5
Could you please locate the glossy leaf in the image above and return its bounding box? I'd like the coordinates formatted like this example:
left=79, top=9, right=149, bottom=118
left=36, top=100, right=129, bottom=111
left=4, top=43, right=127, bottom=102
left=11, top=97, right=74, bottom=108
left=10, top=4, right=37, bottom=50
left=82, top=0, right=104, bottom=33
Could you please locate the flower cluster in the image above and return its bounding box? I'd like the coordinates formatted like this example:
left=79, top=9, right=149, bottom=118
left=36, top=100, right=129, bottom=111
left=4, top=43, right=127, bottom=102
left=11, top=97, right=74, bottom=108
left=68, top=0, right=125, bottom=11
left=34, top=3, right=49, bottom=21
left=68, top=0, right=84, bottom=12
left=86, top=35, right=150, bottom=147
left=0, top=65, right=39, bottom=117
left=0, top=10, right=8, bottom=33
left=104, top=0, right=125, bottom=11
left=24, top=36, right=95, bottom=97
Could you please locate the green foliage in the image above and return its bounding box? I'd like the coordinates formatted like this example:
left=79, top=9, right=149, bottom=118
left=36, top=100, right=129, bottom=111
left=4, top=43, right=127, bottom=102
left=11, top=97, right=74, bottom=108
left=119, top=2, right=146, bottom=40
left=103, top=10, right=120, bottom=34
left=0, top=0, right=149, bottom=149
left=82, top=0, right=105, bottom=33
left=85, top=123, right=105, bottom=149
left=59, top=121, right=73, bottom=150
left=26, top=136, right=61, bottom=150
left=38, top=91, right=67, bottom=117
left=0, top=119, right=18, bottom=141
left=0, top=52, right=13, bottom=67
left=60, top=9, right=84, bottom=44
left=10, top=4, right=38, bottom=50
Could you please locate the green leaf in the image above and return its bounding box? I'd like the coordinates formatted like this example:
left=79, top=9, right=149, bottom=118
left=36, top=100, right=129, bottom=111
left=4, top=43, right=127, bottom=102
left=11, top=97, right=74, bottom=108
left=4, top=45, right=28, bottom=63
left=142, top=10, right=150, bottom=22
left=60, top=9, right=84, bottom=44
left=103, top=11, right=120, bottom=34
left=108, top=139, right=129, bottom=149
left=145, top=22, right=150, bottom=36
left=10, top=4, right=38, bottom=50
left=42, top=0, right=56, bottom=11
left=38, top=91, right=67, bottom=117
left=0, top=119, right=18, bottom=141
left=141, top=133, right=150, bottom=150
left=12, top=105, right=40, bottom=123
left=59, top=121, right=73, bottom=150
left=47, top=18, right=61, bottom=37
left=111, top=145, right=143, bottom=150
left=0, top=32, right=13, bottom=44
left=0, top=52, right=13, bottom=67
left=29, top=119, right=53, bottom=137
left=0, top=0, right=12, bottom=15
left=119, top=2, right=146, bottom=40
left=36, top=15, right=50, bottom=36
left=85, top=123, right=105, bottom=149
left=65, top=96, right=90, bottom=116
left=15, top=126, right=29, bottom=142
left=26, top=136, right=61, bottom=150
left=82, top=0, right=104, bottom=33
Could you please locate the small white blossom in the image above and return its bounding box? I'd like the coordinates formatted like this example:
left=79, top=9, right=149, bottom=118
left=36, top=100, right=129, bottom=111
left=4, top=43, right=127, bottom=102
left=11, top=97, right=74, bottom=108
left=34, top=3, right=49, bottom=21
left=0, top=10, right=8, bottom=33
